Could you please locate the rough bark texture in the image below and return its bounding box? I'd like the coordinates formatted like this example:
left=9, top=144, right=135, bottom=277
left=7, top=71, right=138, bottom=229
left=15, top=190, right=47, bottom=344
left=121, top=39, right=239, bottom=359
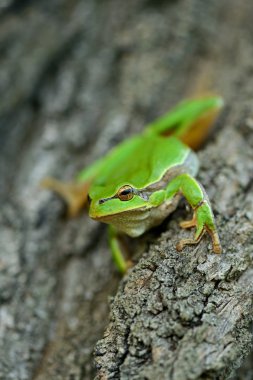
left=0, top=1, right=253, bottom=380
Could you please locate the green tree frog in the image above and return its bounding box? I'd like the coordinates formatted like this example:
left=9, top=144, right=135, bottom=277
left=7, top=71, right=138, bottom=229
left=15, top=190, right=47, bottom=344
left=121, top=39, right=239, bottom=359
left=42, top=96, right=223, bottom=273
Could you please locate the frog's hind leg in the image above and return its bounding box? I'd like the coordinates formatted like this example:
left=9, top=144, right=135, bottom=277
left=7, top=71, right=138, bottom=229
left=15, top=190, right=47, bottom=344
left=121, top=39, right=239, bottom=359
left=145, top=96, right=224, bottom=150
left=41, top=177, right=89, bottom=217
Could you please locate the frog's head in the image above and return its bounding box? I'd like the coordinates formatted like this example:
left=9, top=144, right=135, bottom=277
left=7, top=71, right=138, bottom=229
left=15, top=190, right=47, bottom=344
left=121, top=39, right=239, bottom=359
left=88, top=184, right=150, bottom=222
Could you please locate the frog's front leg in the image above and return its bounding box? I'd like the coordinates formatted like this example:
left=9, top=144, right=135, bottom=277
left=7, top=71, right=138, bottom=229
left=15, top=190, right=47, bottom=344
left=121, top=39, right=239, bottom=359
left=166, top=174, right=222, bottom=254
left=108, top=225, right=133, bottom=274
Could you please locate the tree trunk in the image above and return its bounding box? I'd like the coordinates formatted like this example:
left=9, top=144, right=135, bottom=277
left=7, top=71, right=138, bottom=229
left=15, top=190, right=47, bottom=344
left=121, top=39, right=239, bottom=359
left=0, top=1, right=253, bottom=379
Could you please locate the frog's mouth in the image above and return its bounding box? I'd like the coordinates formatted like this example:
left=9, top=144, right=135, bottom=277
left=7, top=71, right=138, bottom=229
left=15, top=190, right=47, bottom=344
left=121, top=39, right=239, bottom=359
left=89, top=199, right=148, bottom=222
left=90, top=206, right=147, bottom=222
left=91, top=206, right=151, bottom=237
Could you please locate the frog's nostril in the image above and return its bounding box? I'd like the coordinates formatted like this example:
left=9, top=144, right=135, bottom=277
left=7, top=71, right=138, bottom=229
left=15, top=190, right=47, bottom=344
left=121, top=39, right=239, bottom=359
left=99, top=199, right=105, bottom=205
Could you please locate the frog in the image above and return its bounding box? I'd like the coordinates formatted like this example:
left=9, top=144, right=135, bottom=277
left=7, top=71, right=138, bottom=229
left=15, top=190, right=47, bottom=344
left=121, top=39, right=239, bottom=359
left=42, top=96, right=223, bottom=273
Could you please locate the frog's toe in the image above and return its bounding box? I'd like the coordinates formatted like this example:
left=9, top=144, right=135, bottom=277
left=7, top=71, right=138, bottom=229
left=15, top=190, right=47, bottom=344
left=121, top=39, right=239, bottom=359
left=206, top=227, right=222, bottom=254
left=176, top=228, right=204, bottom=252
left=180, top=214, right=196, bottom=229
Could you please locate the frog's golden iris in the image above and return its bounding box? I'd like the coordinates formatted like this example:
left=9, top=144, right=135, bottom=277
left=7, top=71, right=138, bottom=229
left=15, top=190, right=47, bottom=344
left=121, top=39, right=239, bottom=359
left=117, top=185, right=134, bottom=201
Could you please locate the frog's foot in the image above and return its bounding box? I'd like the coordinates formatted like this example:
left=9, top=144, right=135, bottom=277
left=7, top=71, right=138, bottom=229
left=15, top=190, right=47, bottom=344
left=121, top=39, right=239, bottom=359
left=41, top=177, right=89, bottom=217
left=176, top=225, right=204, bottom=252
left=176, top=202, right=222, bottom=254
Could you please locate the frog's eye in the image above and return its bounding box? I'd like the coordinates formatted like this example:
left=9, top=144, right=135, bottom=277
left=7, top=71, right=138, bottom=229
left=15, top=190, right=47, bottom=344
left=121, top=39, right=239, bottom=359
left=117, top=185, right=134, bottom=201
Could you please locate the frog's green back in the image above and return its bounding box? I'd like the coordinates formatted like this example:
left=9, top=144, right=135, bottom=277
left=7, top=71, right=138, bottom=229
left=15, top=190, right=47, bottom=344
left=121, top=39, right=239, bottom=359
left=89, top=135, right=190, bottom=200
left=79, top=96, right=223, bottom=198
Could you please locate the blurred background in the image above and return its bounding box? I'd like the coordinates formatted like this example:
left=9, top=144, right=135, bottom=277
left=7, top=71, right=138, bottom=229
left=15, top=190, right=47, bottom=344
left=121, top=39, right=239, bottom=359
left=0, top=1, right=253, bottom=379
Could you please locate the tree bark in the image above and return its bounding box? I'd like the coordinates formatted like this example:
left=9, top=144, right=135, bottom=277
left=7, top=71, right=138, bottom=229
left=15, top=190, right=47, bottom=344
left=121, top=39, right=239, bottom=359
left=0, top=1, right=253, bottom=379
